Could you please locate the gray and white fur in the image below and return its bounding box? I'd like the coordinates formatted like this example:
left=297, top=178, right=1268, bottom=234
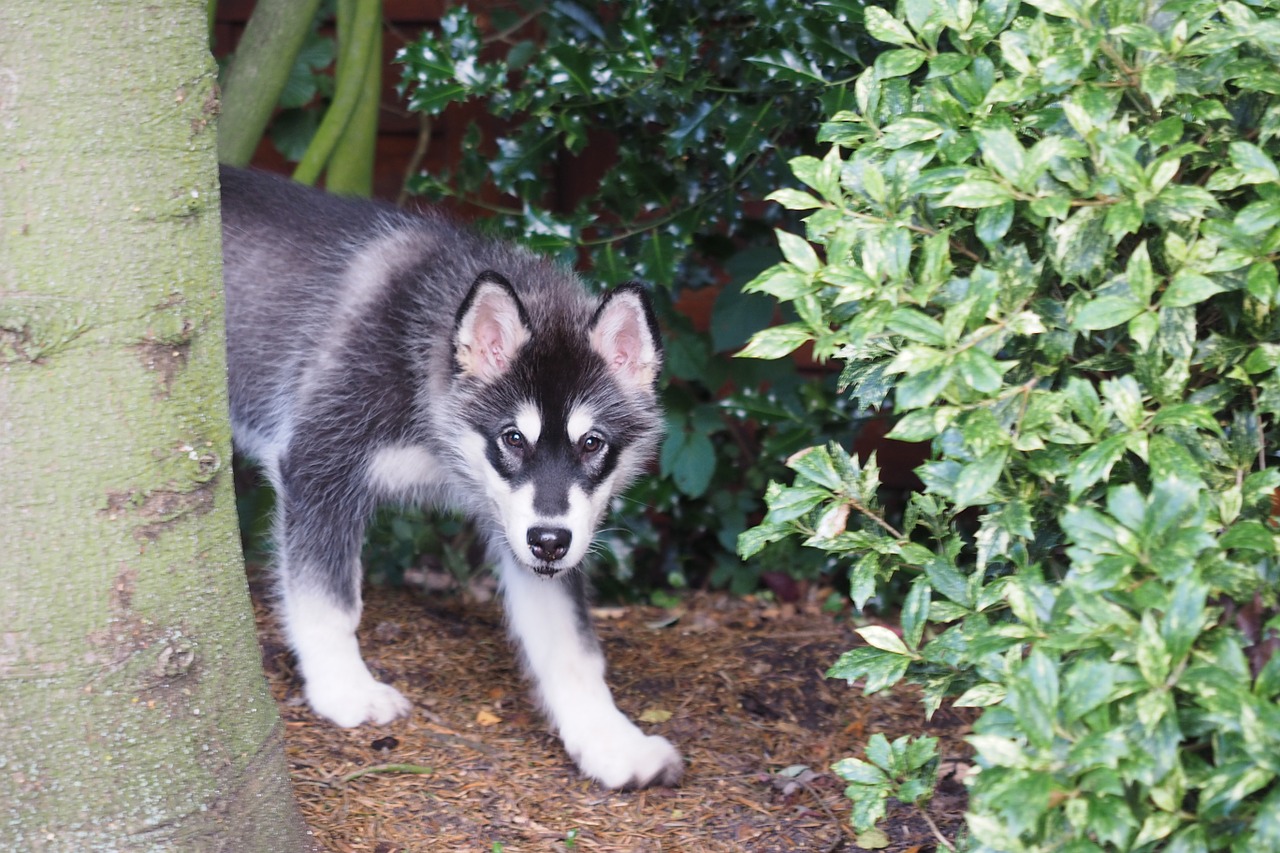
left=220, top=166, right=682, bottom=789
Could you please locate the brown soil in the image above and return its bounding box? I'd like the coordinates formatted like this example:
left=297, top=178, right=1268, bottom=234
left=253, top=582, right=972, bottom=852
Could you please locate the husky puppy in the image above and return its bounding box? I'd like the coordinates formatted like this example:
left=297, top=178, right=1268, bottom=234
left=219, top=166, right=682, bottom=789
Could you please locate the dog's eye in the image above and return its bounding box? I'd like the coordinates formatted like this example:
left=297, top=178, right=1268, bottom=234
left=581, top=434, right=604, bottom=454
left=502, top=429, right=525, bottom=449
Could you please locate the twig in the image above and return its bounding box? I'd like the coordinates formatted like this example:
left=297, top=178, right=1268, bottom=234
left=792, top=774, right=852, bottom=853
left=418, top=727, right=499, bottom=756
left=919, top=807, right=957, bottom=852
left=397, top=112, right=434, bottom=208
left=339, top=763, right=433, bottom=784
left=845, top=209, right=985, bottom=265
left=850, top=497, right=905, bottom=541
left=483, top=5, right=547, bottom=45
left=1007, top=376, right=1042, bottom=447
left=1250, top=385, right=1267, bottom=471
left=577, top=149, right=767, bottom=248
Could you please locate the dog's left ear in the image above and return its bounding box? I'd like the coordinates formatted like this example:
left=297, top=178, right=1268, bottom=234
left=453, top=271, right=532, bottom=382
left=590, top=282, right=662, bottom=394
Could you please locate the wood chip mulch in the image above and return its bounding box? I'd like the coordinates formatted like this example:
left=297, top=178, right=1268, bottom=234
left=251, top=580, right=973, bottom=852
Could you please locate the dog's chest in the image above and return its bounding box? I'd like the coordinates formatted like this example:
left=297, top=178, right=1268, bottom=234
left=364, top=443, right=446, bottom=499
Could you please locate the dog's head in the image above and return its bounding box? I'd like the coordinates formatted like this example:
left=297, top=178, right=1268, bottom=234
left=450, top=271, right=663, bottom=575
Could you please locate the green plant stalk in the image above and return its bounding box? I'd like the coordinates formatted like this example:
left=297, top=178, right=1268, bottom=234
left=293, top=0, right=380, bottom=186
left=325, top=0, right=382, bottom=196
left=217, top=0, right=324, bottom=166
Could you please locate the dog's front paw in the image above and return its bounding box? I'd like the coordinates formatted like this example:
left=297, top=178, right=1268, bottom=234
left=305, top=674, right=411, bottom=727
left=566, top=725, right=683, bottom=789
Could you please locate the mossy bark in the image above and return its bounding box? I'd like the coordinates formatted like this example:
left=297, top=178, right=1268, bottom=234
left=0, top=2, right=305, bottom=849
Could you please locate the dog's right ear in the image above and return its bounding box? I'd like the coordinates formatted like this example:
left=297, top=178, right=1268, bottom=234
left=590, top=282, right=662, bottom=395
left=452, top=271, right=532, bottom=382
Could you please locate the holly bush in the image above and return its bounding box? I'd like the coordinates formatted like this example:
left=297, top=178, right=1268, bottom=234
left=738, top=0, right=1280, bottom=847
left=396, top=1, right=884, bottom=591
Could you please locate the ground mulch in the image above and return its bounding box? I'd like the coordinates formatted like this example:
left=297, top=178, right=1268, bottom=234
left=252, top=580, right=973, bottom=852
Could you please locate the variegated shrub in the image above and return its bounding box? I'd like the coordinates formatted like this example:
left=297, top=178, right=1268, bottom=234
left=739, top=0, right=1280, bottom=848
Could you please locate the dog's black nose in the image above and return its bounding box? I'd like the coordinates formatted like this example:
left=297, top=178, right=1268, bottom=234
left=527, top=526, right=571, bottom=562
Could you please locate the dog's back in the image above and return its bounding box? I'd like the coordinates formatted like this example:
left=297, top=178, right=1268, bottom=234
left=220, top=167, right=430, bottom=460
left=219, top=166, right=597, bottom=464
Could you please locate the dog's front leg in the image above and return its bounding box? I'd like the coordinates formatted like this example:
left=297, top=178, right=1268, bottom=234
left=275, top=476, right=411, bottom=728
left=498, top=554, right=683, bottom=788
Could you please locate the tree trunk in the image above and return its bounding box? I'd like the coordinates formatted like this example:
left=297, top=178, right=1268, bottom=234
left=0, top=2, right=305, bottom=849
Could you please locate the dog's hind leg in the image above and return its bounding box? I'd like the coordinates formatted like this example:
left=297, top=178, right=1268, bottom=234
left=498, top=553, right=683, bottom=789
left=273, top=459, right=411, bottom=727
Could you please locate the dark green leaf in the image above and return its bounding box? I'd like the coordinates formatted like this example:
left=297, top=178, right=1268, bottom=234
left=711, top=286, right=778, bottom=353
left=1230, top=141, right=1280, bottom=183
left=879, top=117, right=944, bottom=149
left=864, top=6, right=917, bottom=46
left=1071, top=297, right=1146, bottom=331
left=1162, top=578, right=1207, bottom=663
left=661, top=428, right=716, bottom=498
left=976, top=126, right=1026, bottom=184
left=551, top=1, right=607, bottom=40
left=831, top=757, right=889, bottom=785
left=776, top=229, right=821, bottom=274
left=874, top=49, right=927, bottom=79
left=955, top=349, right=1007, bottom=394
left=737, top=324, right=812, bottom=359
left=901, top=578, right=931, bottom=649
left=667, top=100, right=716, bottom=156
left=1220, top=520, right=1279, bottom=554
left=763, top=484, right=831, bottom=522
left=748, top=50, right=832, bottom=84
left=887, top=308, right=946, bottom=346
left=924, top=555, right=972, bottom=606
left=787, top=445, right=843, bottom=491
left=827, top=646, right=911, bottom=693
left=953, top=450, right=1007, bottom=509
left=942, top=180, right=1014, bottom=209
left=1162, top=272, right=1227, bottom=308
left=975, top=202, right=1014, bottom=245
